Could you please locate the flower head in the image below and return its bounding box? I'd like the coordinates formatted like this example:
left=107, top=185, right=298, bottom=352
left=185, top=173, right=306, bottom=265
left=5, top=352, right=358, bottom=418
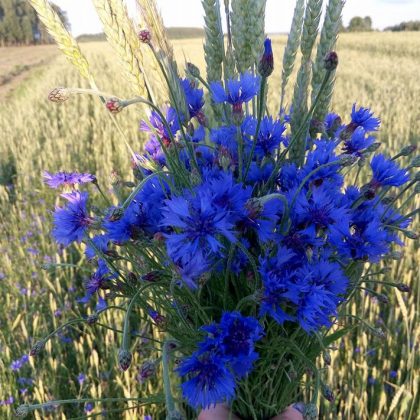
left=343, top=127, right=376, bottom=156
left=351, top=104, right=380, bottom=132
left=258, top=38, right=274, bottom=77
left=370, top=154, right=410, bottom=188
left=43, top=171, right=95, bottom=189
left=210, top=72, right=260, bottom=106
left=177, top=353, right=236, bottom=410
left=52, top=192, right=91, bottom=246
left=180, top=78, right=204, bottom=119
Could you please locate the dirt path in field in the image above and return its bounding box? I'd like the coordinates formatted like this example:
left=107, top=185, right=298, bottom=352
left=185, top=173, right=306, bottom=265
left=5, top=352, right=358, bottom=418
left=0, top=45, right=58, bottom=100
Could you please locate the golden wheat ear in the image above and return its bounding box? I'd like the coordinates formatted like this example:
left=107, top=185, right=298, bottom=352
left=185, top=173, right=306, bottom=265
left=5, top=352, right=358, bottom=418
left=28, top=0, right=93, bottom=84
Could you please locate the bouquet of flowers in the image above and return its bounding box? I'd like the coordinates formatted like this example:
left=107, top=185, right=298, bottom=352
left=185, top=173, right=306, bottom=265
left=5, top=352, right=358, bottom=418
left=20, top=0, right=418, bottom=419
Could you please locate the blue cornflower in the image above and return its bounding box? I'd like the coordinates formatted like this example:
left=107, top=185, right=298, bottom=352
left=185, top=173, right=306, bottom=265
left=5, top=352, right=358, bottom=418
left=201, top=170, right=251, bottom=221
left=105, top=178, right=168, bottom=243
left=43, top=171, right=95, bottom=189
left=210, top=72, right=260, bottom=106
left=77, top=373, right=86, bottom=385
left=202, top=312, right=264, bottom=378
left=324, top=113, right=343, bottom=137
left=342, top=127, right=376, bottom=156
left=370, top=154, right=410, bottom=188
left=330, top=208, right=390, bottom=263
left=303, top=140, right=343, bottom=189
left=259, top=247, right=298, bottom=324
left=294, top=260, right=348, bottom=332
left=177, top=352, right=236, bottom=410
left=85, top=234, right=109, bottom=260
left=246, top=161, right=274, bottom=185
left=52, top=192, right=92, bottom=246
left=294, top=187, right=349, bottom=232
left=161, top=190, right=236, bottom=265
left=83, top=261, right=114, bottom=297
left=240, top=197, right=282, bottom=242
left=176, top=252, right=211, bottom=289
left=180, top=78, right=204, bottom=119
left=351, top=104, right=380, bottom=132
left=278, top=163, right=303, bottom=192
left=242, top=116, right=286, bottom=160
left=140, top=106, right=180, bottom=142
left=144, top=137, right=166, bottom=166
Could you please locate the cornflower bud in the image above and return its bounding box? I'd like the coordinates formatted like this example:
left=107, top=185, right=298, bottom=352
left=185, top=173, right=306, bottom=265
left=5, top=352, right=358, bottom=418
left=258, top=38, right=274, bottom=77
left=108, top=207, right=124, bottom=221
left=340, top=154, right=358, bottom=167
left=138, top=360, right=157, bottom=383
left=397, top=283, right=411, bottom=293
left=404, top=230, right=418, bottom=240
left=186, top=62, right=201, bottom=78
left=376, top=294, right=389, bottom=304
left=410, top=156, right=420, bottom=167
left=323, top=351, right=331, bottom=366
left=30, top=340, right=45, bottom=356
left=389, top=250, right=404, bottom=260
left=128, top=272, right=138, bottom=285
left=48, top=87, right=70, bottom=102
left=118, top=349, right=132, bottom=371
left=399, top=144, right=417, bottom=156
left=106, top=97, right=124, bottom=114
left=15, top=404, right=30, bottom=417
left=138, top=29, right=151, bottom=43
left=87, top=313, right=98, bottom=325
left=322, top=384, right=335, bottom=402
left=141, top=271, right=162, bottom=282
left=372, top=327, right=386, bottom=339
left=324, top=51, right=338, bottom=71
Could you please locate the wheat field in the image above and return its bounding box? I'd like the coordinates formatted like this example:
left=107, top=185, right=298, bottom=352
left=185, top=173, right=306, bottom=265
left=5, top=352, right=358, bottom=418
left=0, top=33, right=418, bottom=419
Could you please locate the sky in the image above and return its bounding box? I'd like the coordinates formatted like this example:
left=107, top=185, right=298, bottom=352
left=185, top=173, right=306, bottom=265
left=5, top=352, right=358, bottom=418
left=52, top=0, right=420, bottom=37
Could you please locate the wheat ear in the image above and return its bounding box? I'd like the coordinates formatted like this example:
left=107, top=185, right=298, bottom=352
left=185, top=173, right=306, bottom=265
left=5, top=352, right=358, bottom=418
left=202, top=0, right=225, bottom=83
left=28, top=0, right=92, bottom=81
left=280, top=0, right=305, bottom=111
left=312, top=0, right=345, bottom=122
left=290, top=0, right=323, bottom=164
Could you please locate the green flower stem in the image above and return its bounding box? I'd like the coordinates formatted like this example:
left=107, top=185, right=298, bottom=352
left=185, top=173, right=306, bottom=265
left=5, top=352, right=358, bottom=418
left=243, top=76, right=268, bottom=181
left=162, top=340, right=176, bottom=417
left=121, top=288, right=143, bottom=351
left=17, top=396, right=164, bottom=416
left=93, top=181, right=112, bottom=206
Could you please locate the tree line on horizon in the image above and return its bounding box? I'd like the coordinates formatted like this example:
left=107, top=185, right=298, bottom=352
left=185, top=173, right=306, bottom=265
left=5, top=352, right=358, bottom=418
left=0, top=2, right=419, bottom=47
left=0, top=0, right=69, bottom=46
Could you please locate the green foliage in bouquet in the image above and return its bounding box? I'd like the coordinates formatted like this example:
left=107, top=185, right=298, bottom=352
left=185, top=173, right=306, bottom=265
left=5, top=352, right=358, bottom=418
left=17, top=0, right=419, bottom=419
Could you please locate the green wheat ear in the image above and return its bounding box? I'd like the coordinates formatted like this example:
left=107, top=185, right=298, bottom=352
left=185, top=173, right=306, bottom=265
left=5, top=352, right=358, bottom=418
left=28, top=0, right=92, bottom=82
left=280, top=0, right=305, bottom=111
left=290, top=0, right=323, bottom=165
left=202, top=0, right=226, bottom=83
left=312, top=0, right=345, bottom=122
left=231, top=0, right=267, bottom=74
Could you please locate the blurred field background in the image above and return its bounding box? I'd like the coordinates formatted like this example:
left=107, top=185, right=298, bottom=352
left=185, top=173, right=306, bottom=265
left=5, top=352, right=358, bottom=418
left=0, top=32, right=419, bottom=419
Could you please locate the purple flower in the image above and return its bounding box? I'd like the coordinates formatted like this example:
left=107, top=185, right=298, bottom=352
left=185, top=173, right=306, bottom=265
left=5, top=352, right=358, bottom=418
left=342, top=127, right=376, bottom=156
left=52, top=192, right=92, bottom=246
left=180, top=78, right=204, bottom=119
left=43, top=171, right=95, bottom=189
left=177, top=353, right=236, bottom=410
left=370, top=154, right=410, bottom=188
left=210, top=72, right=260, bottom=106
left=77, top=373, right=86, bottom=385
left=351, top=104, right=380, bottom=132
